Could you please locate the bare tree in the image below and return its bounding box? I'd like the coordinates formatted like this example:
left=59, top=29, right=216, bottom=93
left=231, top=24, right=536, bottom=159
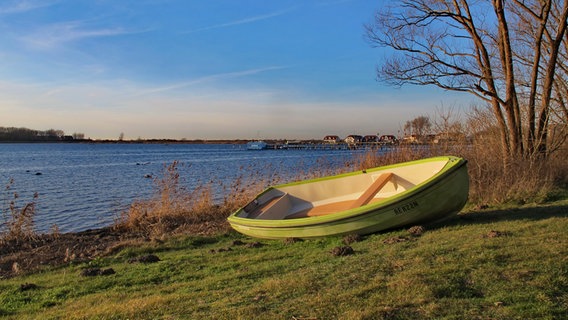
left=45, top=129, right=65, bottom=139
left=433, top=105, right=462, bottom=134
left=404, top=115, right=432, bottom=139
left=72, top=132, right=85, bottom=140
left=366, top=0, right=568, bottom=167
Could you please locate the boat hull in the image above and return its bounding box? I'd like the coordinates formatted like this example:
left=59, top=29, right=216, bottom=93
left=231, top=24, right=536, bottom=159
left=228, top=156, right=469, bottom=239
left=246, top=141, right=267, bottom=150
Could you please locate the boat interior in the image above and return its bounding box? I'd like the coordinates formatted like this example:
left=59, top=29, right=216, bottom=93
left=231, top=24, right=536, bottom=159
left=240, top=159, right=448, bottom=220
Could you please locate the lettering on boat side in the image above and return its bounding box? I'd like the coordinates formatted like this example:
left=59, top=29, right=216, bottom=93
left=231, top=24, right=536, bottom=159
left=393, top=201, right=419, bottom=215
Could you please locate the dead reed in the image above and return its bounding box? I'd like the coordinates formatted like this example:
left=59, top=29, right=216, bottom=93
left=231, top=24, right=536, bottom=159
left=462, top=141, right=566, bottom=205
left=354, top=145, right=433, bottom=170
left=457, top=105, right=567, bottom=205
left=4, top=127, right=565, bottom=242
left=114, top=158, right=351, bottom=238
left=1, top=179, right=38, bottom=244
left=116, top=135, right=566, bottom=239
left=353, top=134, right=567, bottom=207
left=114, top=161, right=290, bottom=238
left=115, top=161, right=222, bottom=237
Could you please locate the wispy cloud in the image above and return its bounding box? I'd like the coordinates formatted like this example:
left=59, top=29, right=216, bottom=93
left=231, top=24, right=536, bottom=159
left=21, top=20, right=142, bottom=50
left=143, top=66, right=288, bottom=95
left=184, top=7, right=297, bottom=34
left=0, top=0, right=58, bottom=14
left=315, top=0, right=356, bottom=7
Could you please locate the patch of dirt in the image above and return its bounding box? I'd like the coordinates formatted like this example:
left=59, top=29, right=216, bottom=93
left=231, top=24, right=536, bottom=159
left=283, top=237, right=303, bottom=245
left=407, top=225, right=425, bottom=236
left=128, top=254, right=161, bottom=264
left=485, top=230, right=508, bottom=238
left=209, top=247, right=233, bottom=254
left=231, top=240, right=246, bottom=246
left=343, top=233, right=364, bottom=245
left=19, top=283, right=39, bottom=291
left=0, top=221, right=228, bottom=279
left=330, top=246, right=355, bottom=256
left=208, top=239, right=264, bottom=254
left=246, top=241, right=263, bottom=248
left=0, top=228, right=130, bottom=279
left=80, top=267, right=116, bottom=277
left=383, top=236, right=409, bottom=244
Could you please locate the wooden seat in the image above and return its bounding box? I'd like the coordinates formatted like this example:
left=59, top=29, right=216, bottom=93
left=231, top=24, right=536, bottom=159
left=286, top=173, right=393, bottom=219
left=348, top=172, right=393, bottom=209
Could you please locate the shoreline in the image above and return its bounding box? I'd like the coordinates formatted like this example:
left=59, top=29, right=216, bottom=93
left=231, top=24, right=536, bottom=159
left=3, top=198, right=568, bottom=280
left=0, top=219, right=230, bottom=279
left=0, top=139, right=252, bottom=144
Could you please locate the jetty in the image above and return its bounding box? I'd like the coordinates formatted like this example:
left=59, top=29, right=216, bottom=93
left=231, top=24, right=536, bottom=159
left=260, top=141, right=392, bottom=150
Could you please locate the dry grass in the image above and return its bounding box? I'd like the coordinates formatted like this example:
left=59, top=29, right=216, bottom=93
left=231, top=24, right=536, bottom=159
left=1, top=179, right=38, bottom=244
left=4, top=116, right=566, bottom=243
left=353, top=106, right=568, bottom=207
left=116, top=132, right=567, bottom=240
left=113, top=157, right=350, bottom=239
left=114, top=161, right=271, bottom=238
left=462, top=143, right=565, bottom=205
left=458, top=106, right=567, bottom=205
left=114, top=161, right=223, bottom=238
left=354, top=145, right=433, bottom=170
left=356, top=144, right=565, bottom=207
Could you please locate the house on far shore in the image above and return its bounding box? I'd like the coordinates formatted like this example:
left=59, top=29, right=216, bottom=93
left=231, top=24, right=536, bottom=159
left=362, top=135, right=379, bottom=143
left=323, top=135, right=341, bottom=144
left=379, top=135, right=398, bottom=145
left=344, top=135, right=363, bottom=144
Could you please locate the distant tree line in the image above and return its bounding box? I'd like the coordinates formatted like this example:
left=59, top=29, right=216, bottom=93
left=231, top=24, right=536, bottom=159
left=0, top=127, right=86, bottom=142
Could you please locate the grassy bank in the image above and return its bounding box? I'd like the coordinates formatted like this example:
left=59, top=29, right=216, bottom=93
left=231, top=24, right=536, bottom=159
left=1, top=200, right=566, bottom=319
left=2, top=144, right=567, bottom=318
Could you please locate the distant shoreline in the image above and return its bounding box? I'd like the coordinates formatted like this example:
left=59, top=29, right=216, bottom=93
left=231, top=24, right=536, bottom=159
left=0, top=139, right=251, bottom=144
left=0, top=138, right=325, bottom=145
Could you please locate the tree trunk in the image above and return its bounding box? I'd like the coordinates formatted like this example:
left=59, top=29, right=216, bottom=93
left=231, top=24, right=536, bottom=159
left=536, top=1, right=568, bottom=157
left=494, top=0, right=523, bottom=158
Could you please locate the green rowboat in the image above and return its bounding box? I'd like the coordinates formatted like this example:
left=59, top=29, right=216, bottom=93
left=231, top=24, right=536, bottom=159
left=227, top=156, right=469, bottom=239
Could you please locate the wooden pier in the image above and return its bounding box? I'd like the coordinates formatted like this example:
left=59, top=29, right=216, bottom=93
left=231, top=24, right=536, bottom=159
left=263, top=142, right=391, bottom=150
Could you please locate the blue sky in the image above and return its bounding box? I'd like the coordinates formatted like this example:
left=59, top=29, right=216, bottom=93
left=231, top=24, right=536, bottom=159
left=0, top=0, right=471, bottom=140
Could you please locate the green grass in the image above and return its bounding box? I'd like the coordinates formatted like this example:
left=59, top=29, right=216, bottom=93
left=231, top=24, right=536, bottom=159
left=1, top=201, right=567, bottom=319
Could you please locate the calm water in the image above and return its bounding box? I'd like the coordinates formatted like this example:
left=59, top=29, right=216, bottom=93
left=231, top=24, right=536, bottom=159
left=0, top=143, right=364, bottom=233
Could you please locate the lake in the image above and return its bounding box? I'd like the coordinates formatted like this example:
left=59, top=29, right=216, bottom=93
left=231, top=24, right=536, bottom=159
left=0, top=143, right=366, bottom=233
